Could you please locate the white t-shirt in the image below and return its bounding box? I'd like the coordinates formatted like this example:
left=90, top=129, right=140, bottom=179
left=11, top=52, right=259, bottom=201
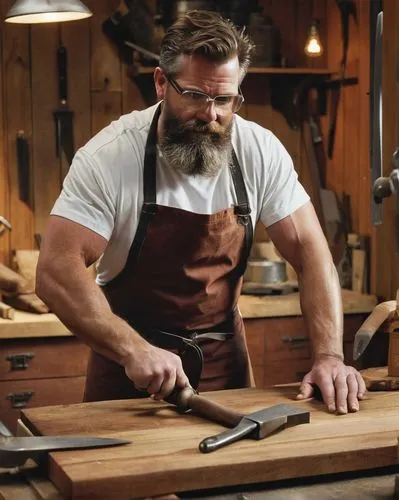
left=51, top=103, right=310, bottom=285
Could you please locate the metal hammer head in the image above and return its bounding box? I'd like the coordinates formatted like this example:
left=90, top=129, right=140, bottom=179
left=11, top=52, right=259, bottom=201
left=246, top=403, right=310, bottom=439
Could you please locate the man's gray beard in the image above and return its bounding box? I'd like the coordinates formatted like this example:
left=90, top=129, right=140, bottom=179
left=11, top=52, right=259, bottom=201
left=161, top=138, right=232, bottom=177
left=159, top=111, right=233, bottom=177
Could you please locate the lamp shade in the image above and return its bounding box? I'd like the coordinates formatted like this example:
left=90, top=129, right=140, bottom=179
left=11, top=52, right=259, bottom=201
left=5, top=0, right=92, bottom=24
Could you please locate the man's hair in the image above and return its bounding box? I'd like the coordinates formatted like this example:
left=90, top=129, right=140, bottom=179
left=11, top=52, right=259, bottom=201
left=159, top=10, right=255, bottom=82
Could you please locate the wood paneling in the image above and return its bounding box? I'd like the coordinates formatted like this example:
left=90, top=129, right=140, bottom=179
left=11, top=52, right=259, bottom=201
left=377, top=0, right=399, bottom=301
left=0, top=0, right=376, bottom=295
left=0, top=1, right=12, bottom=263
left=2, top=0, right=33, bottom=256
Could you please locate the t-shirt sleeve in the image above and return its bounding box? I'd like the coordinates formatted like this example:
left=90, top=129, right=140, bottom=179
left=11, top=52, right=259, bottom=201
left=259, top=133, right=310, bottom=228
left=51, top=149, right=116, bottom=240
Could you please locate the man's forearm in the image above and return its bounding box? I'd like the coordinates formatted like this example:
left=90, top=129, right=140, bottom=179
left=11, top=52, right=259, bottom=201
left=36, top=258, right=146, bottom=366
left=298, top=260, right=344, bottom=361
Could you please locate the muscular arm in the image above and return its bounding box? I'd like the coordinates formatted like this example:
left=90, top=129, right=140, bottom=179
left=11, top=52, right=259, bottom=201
left=267, top=202, right=343, bottom=360
left=266, top=202, right=365, bottom=413
left=36, top=215, right=189, bottom=398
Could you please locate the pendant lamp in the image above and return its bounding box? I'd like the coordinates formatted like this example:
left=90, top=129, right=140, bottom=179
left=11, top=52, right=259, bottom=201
left=5, top=0, right=92, bottom=24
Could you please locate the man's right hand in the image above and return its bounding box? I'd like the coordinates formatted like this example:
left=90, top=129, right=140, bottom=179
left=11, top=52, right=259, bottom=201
left=123, top=344, right=190, bottom=400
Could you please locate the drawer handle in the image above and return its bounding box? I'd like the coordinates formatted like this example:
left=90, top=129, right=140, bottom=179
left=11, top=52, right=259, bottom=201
left=6, top=353, right=34, bottom=370
left=6, top=391, right=34, bottom=409
left=281, top=336, right=310, bottom=348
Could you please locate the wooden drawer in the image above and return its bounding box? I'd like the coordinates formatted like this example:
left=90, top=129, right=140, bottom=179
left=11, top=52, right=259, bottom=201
left=0, top=376, right=86, bottom=435
left=263, top=358, right=313, bottom=386
left=245, top=317, right=311, bottom=365
left=0, top=337, right=90, bottom=381
left=245, top=313, right=369, bottom=389
left=263, top=317, right=311, bottom=362
left=244, top=318, right=265, bottom=367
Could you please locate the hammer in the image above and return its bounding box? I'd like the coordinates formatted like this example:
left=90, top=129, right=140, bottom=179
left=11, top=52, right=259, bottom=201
left=172, top=387, right=310, bottom=453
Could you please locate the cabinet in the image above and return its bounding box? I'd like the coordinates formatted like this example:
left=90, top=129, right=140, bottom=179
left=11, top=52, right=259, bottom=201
left=0, top=336, right=90, bottom=434
left=244, top=314, right=368, bottom=388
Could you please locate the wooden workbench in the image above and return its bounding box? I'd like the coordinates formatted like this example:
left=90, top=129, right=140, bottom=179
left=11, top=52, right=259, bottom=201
left=1, top=385, right=398, bottom=499
left=0, top=290, right=378, bottom=434
left=0, top=289, right=377, bottom=339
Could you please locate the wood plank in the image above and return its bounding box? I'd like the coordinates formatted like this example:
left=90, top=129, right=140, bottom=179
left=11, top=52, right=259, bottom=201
left=20, top=387, right=399, bottom=499
left=0, top=312, right=70, bottom=340
left=378, top=0, right=399, bottom=301
left=357, top=0, right=374, bottom=290
left=91, top=91, right=122, bottom=135
left=88, top=0, right=122, bottom=92
left=0, top=2, right=11, bottom=264
left=324, top=0, right=344, bottom=195
left=2, top=0, right=34, bottom=252
left=238, top=289, right=376, bottom=318
left=240, top=75, right=272, bottom=129
left=59, top=19, right=91, bottom=181
left=30, top=24, right=60, bottom=238
left=270, top=0, right=297, bottom=68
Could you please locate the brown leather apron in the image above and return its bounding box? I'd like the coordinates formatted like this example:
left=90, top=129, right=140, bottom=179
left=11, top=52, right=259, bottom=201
left=84, top=105, right=254, bottom=402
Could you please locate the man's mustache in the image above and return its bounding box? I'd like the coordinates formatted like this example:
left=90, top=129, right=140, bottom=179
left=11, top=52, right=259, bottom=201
left=169, top=118, right=225, bottom=135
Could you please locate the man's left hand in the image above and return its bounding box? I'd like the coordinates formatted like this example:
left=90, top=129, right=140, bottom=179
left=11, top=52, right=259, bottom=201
left=296, top=355, right=367, bottom=414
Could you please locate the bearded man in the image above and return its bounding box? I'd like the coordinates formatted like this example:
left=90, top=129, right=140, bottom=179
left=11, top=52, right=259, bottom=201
left=36, top=10, right=365, bottom=414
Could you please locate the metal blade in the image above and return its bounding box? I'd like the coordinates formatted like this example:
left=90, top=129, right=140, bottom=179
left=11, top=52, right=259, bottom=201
left=371, top=12, right=383, bottom=225
left=352, top=330, right=374, bottom=360
left=0, top=436, right=130, bottom=468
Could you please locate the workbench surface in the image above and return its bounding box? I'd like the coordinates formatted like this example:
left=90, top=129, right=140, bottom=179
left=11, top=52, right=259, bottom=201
left=0, top=289, right=377, bottom=339
left=15, top=386, right=399, bottom=499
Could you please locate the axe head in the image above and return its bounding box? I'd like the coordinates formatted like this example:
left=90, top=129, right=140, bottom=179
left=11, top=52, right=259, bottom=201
left=247, top=404, right=310, bottom=439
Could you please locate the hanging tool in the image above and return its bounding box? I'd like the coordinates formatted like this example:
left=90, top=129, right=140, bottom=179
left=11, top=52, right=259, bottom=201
left=293, top=77, right=346, bottom=266
left=170, top=386, right=310, bottom=453
left=372, top=148, right=399, bottom=250
left=370, top=10, right=383, bottom=225
left=16, top=131, right=31, bottom=206
left=327, top=0, right=357, bottom=159
left=53, top=29, right=75, bottom=172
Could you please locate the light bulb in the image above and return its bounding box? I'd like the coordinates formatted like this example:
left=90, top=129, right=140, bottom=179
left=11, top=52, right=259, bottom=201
left=305, top=21, right=323, bottom=58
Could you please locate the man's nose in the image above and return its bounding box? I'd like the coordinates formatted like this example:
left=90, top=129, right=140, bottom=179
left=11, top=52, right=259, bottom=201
left=196, top=100, right=218, bottom=122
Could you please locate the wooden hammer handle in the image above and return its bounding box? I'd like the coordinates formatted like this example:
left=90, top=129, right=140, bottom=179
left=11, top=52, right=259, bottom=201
left=176, top=387, right=243, bottom=428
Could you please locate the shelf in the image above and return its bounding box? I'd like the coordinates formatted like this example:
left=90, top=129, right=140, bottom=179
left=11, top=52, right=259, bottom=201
left=134, top=65, right=331, bottom=76
left=247, top=67, right=330, bottom=75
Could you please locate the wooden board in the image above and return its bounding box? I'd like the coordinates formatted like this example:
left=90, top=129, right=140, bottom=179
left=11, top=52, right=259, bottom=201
left=238, top=289, right=377, bottom=318
left=21, top=386, right=399, bottom=499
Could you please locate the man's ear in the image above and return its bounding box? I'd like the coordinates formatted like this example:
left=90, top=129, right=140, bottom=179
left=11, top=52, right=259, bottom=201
left=154, top=67, right=167, bottom=100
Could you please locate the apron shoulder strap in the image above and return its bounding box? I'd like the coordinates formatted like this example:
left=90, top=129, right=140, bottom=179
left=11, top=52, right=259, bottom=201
left=230, top=150, right=254, bottom=276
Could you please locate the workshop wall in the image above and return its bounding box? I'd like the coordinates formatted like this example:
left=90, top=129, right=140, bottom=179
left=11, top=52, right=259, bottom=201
left=0, top=1, right=377, bottom=293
